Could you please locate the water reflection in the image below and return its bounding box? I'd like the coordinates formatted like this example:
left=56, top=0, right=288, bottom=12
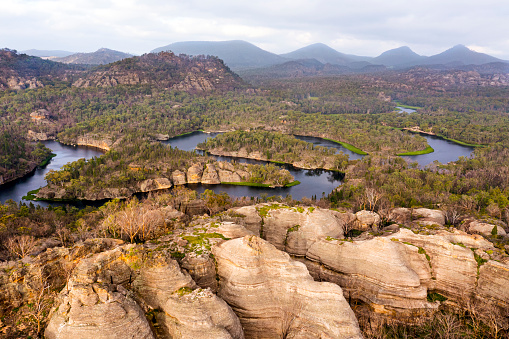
left=0, top=141, right=104, bottom=206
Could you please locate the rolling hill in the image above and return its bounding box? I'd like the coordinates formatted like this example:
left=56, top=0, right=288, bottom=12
left=151, top=40, right=287, bottom=70
left=53, top=48, right=134, bottom=65
left=372, top=46, right=426, bottom=67
left=71, top=52, right=245, bottom=91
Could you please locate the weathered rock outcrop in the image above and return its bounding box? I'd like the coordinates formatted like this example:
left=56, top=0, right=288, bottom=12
left=45, top=241, right=244, bottom=339
left=140, top=178, right=172, bottom=192
left=213, top=236, right=363, bottom=338
left=187, top=164, right=203, bottom=184
left=229, top=205, right=263, bottom=235
left=468, top=220, right=507, bottom=237
left=45, top=281, right=154, bottom=339
left=27, top=130, right=53, bottom=141
left=257, top=204, right=345, bottom=256
left=388, top=207, right=445, bottom=227
left=217, top=162, right=242, bottom=183
left=412, top=208, right=445, bottom=226
left=353, top=210, right=381, bottom=231
left=301, top=226, right=509, bottom=321
left=201, top=163, right=221, bottom=184
left=172, top=170, right=187, bottom=185
left=76, top=134, right=114, bottom=151
left=306, top=236, right=437, bottom=317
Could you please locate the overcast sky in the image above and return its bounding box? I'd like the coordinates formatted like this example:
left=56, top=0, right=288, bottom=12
left=1, top=0, right=509, bottom=59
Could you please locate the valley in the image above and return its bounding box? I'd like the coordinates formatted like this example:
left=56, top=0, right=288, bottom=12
left=1, top=44, right=509, bottom=338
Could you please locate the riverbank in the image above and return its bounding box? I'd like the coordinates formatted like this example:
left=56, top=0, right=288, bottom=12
left=396, top=103, right=423, bottom=110
left=321, top=138, right=368, bottom=155
left=0, top=153, right=56, bottom=187
left=402, top=127, right=484, bottom=148
left=198, top=147, right=346, bottom=172
left=397, top=145, right=434, bottom=156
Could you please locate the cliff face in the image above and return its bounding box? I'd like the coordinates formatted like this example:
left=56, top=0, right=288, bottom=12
left=0, top=204, right=508, bottom=337
left=72, top=52, right=244, bottom=92
left=0, top=48, right=79, bottom=90
left=35, top=161, right=294, bottom=201
left=228, top=204, right=509, bottom=324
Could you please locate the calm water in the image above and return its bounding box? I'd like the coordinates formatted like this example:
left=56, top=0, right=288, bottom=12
left=0, top=141, right=104, bottom=206
left=293, top=135, right=365, bottom=160
left=396, top=106, right=417, bottom=114
left=403, top=135, right=474, bottom=167
left=0, top=132, right=475, bottom=204
left=164, top=132, right=344, bottom=200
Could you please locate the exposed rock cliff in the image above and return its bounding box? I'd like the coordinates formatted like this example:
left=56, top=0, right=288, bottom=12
left=36, top=161, right=293, bottom=201
left=213, top=235, right=363, bottom=338
left=71, top=52, right=244, bottom=92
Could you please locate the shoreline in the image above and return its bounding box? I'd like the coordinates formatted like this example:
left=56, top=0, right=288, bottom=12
left=0, top=153, right=56, bottom=188
left=198, top=147, right=345, bottom=172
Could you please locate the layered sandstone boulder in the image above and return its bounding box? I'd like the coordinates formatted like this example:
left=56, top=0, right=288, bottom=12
left=172, top=170, right=187, bottom=185
left=140, top=178, right=172, bottom=192
left=45, top=282, right=154, bottom=339
left=46, top=243, right=244, bottom=339
left=229, top=205, right=262, bottom=235
left=187, top=164, right=203, bottom=184
left=201, top=163, right=221, bottom=184
left=217, top=162, right=242, bottom=183
left=353, top=210, right=381, bottom=231
left=213, top=236, right=362, bottom=338
left=259, top=204, right=345, bottom=256
left=306, top=236, right=437, bottom=316
left=412, top=208, right=445, bottom=226
left=468, top=221, right=507, bottom=237
left=302, top=226, right=509, bottom=320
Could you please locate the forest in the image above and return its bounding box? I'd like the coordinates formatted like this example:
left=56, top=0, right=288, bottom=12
left=2, top=50, right=509, bottom=338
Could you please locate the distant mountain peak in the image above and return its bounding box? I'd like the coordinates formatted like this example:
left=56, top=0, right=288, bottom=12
left=373, top=46, right=424, bottom=67
left=53, top=48, right=133, bottom=65
left=425, top=44, right=502, bottom=66
left=151, top=40, right=286, bottom=70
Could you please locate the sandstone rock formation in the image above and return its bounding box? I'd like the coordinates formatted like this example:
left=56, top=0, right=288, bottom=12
left=213, top=236, right=363, bottom=338
left=45, top=241, right=244, bottom=339
left=187, top=164, right=204, bottom=184
left=201, top=163, right=221, bottom=184
left=172, top=170, right=187, bottom=185
left=306, top=235, right=437, bottom=318
left=76, top=134, right=114, bottom=151
left=27, top=130, right=52, bottom=141
left=140, top=178, right=172, bottom=192
left=468, top=220, right=507, bottom=237
left=412, top=208, right=445, bottom=226
left=301, top=225, right=509, bottom=321
left=353, top=210, right=381, bottom=231
left=253, top=204, right=345, bottom=256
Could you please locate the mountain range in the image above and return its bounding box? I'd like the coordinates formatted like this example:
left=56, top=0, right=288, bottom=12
left=151, top=41, right=508, bottom=72
left=17, top=41, right=509, bottom=78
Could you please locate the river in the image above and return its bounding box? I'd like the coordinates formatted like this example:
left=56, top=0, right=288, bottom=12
left=163, top=132, right=344, bottom=200
left=0, top=141, right=104, bottom=206
left=396, top=106, right=417, bottom=114
left=0, top=132, right=475, bottom=204
left=403, top=135, right=474, bottom=167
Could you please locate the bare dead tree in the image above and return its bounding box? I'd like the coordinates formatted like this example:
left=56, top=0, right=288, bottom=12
left=363, top=187, right=383, bottom=211
left=443, top=206, right=461, bottom=226
left=26, top=274, right=55, bottom=337
left=5, top=235, right=36, bottom=259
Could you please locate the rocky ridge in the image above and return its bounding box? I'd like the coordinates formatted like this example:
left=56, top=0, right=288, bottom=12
left=1, top=203, right=508, bottom=337
left=71, top=52, right=244, bottom=92
left=200, top=147, right=340, bottom=170
left=35, top=161, right=294, bottom=201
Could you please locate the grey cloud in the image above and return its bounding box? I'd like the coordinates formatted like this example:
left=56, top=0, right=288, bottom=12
left=2, top=0, right=509, bottom=59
